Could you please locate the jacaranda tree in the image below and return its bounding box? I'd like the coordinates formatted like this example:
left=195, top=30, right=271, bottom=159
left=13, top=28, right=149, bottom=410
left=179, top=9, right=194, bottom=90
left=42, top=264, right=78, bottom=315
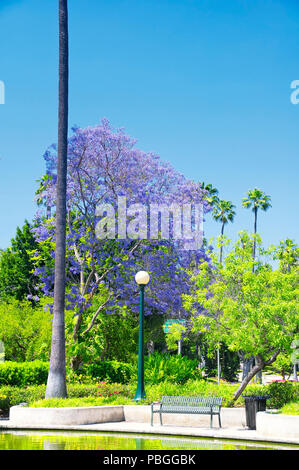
left=32, top=118, right=211, bottom=369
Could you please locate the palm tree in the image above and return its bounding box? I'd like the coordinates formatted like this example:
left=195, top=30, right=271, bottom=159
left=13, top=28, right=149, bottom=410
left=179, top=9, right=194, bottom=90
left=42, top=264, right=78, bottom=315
left=45, top=0, right=69, bottom=399
left=199, top=182, right=219, bottom=207
left=242, top=188, right=271, bottom=383
left=212, top=199, right=236, bottom=264
left=242, top=188, right=271, bottom=266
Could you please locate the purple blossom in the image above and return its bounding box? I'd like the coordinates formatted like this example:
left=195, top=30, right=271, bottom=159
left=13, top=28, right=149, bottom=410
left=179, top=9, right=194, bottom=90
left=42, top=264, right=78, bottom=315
left=33, top=119, right=212, bottom=319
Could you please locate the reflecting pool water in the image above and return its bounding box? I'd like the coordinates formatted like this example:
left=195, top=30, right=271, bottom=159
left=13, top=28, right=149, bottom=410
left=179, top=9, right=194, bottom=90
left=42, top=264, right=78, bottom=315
left=0, top=431, right=298, bottom=450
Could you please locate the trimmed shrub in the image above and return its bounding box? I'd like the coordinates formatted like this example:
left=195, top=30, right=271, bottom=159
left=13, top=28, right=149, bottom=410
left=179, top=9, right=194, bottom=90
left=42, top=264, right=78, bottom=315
left=80, top=360, right=134, bottom=384
left=0, top=361, right=49, bottom=386
left=0, top=385, right=46, bottom=411
left=245, top=381, right=299, bottom=409
left=266, top=381, right=299, bottom=409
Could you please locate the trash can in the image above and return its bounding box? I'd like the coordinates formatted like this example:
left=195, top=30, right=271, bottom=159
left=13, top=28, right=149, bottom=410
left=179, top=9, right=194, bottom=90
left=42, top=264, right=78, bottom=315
left=243, top=396, right=268, bottom=430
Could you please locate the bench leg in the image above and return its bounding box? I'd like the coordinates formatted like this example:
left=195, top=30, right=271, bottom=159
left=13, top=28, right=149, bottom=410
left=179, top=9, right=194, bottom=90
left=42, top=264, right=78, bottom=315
left=218, top=413, right=221, bottom=428
left=160, top=412, right=163, bottom=426
left=210, top=413, right=213, bottom=428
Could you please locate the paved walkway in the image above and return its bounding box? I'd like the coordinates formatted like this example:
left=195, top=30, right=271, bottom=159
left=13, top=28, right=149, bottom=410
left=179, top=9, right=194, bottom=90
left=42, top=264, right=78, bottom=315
left=1, top=419, right=299, bottom=447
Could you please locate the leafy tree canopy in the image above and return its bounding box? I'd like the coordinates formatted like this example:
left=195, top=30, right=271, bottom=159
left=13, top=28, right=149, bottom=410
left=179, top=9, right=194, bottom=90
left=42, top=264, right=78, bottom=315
left=0, top=220, right=39, bottom=301
left=183, top=231, right=299, bottom=399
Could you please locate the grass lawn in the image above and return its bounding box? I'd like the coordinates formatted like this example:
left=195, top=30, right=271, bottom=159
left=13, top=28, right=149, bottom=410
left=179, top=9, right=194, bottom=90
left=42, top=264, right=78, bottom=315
left=280, top=402, right=299, bottom=415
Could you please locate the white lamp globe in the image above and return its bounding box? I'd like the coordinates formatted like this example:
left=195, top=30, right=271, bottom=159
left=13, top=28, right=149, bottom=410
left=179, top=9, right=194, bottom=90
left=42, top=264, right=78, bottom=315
left=135, top=271, right=150, bottom=285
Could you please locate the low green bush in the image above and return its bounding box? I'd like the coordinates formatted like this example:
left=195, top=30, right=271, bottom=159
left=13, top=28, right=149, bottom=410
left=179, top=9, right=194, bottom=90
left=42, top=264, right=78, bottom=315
left=0, top=361, right=49, bottom=386
left=265, top=381, right=299, bottom=409
left=0, top=385, right=46, bottom=411
left=31, top=382, right=135, bottom=408
left=79, top=360, right=134, bottom=384
left=1, top=380, right=299, bottom=412
left=30, top=396, right=134, bottom=407
left=242, top=381, right=299, bottom=409
left=280, top=402, right=299, bottom=415
left=70, top=354, right=201, bottom=385
left=0, top=382, right=133, bottom=411
left=143, top=353, right=201, bottom=385
left=0, top=360, right=134, bottom=386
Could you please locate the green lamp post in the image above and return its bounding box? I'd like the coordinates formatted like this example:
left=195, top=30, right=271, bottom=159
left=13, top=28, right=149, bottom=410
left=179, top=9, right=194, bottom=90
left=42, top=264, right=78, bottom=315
left=134, top=270, right=150, bottom=401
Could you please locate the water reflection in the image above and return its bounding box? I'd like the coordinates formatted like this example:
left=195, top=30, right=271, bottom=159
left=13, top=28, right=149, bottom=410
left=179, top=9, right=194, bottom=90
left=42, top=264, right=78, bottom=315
left=0, top=431, right=297, bottom=451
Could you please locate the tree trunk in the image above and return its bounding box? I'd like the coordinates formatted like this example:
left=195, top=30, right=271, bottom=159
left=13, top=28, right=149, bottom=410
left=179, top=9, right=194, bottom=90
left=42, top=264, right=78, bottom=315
left=234, top=360, right=264, bottom=401
left=252, top=206, right=257, bottom=272
left=70, top=355, right=81, bottom=371
left=242, top=356, right=254, bottom=381
left=45, top=0, right=69, bottom=399
left=219, top=221, right=225, bottom=264
left=233, top=350, right=280, bottom=402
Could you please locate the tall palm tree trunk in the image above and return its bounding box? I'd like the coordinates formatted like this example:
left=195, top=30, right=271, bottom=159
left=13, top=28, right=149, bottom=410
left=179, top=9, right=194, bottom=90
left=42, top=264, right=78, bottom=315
left=253, top=206, right=262, bottom=382
left=253, top=206, right=257, bottom=263
left=219, top=220, right=225, bottom=264
left=45, top=0, right=69, bottom=398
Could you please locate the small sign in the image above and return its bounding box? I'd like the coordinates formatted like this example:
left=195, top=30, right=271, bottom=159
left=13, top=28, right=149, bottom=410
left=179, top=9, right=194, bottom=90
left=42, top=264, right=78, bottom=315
left=164, top=319, right=186, bottom=333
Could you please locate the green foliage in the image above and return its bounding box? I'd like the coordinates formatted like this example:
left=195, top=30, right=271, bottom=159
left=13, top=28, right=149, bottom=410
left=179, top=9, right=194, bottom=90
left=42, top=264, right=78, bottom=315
left=273, top=239, right=299, bottom=273
left=30, top=396, right=132, bottom=407
left=0, top=385, right=46, bottom=410
left=1, top=379, right=298, bottom=412
left=265, top=381, right=299, bottom=409
left=0, top=358, right=134, bottom=386
left=165, top=323, right=186, bottom=351
left=212, top=200, right=236, bottom=226
left=139, top=379, right=238, bottom=407
left=243, top=381, right=299, bottom=409
left=143, top=353, right=201, bottom=385
left=70, top=352, right=238, bottom=387
left=280, top=402, right=299, bottom=415
left=0, top=361, right=49, bottom=386
left=185, top=233, right=299, bottom=374
left=265, top=353, right=293, bottom=380
left=97, top=381, right=134, bottom=398
left=204, top=348, right=240, bottom=382
left=31, top=382, right=134, bottom=407
left=0, top=220, right=39, bottom=301
left=0, top=298, right=52, bottom=362
left=65, top=294, right=139, bottom=367
left=0, top=383, right=100, bottom=411
left=79, top=360, right=134, bottom=384
left=242, top=188, right=272, bottom=213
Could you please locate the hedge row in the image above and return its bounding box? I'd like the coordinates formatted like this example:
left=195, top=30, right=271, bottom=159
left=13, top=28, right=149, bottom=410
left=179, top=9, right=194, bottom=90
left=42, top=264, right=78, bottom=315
left=0, top=381, right=298, bottom=413
left=0, top=361, right=133, bottom=386
left=0, top=361, right=49, bottom=386
left=0, top=354, right=201, bottom=387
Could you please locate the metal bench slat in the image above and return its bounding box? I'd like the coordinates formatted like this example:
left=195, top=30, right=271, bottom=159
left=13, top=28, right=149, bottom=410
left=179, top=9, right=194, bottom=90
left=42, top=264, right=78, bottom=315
left=151, top=396, right=222, bottom=428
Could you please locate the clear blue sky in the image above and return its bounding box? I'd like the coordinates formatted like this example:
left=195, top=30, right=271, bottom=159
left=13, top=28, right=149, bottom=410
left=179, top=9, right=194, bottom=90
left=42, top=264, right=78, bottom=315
left=0, top=0, right=298, bottom=251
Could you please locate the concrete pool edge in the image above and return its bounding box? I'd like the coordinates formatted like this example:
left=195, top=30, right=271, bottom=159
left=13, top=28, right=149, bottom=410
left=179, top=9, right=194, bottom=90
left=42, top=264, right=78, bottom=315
left=1, top=405, right=298, bottom=446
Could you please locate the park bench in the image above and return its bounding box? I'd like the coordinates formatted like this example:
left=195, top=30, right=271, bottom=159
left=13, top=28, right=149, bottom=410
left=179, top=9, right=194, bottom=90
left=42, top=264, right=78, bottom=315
left=151, top=396, right=223, bottom=428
